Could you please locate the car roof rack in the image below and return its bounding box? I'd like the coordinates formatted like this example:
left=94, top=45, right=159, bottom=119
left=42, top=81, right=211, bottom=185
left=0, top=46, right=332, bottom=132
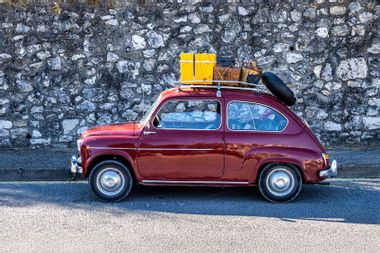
left=174, top=80, right=267, bottom=97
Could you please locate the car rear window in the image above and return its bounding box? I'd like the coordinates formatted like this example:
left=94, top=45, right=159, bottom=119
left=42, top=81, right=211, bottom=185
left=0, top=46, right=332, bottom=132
left=228, top=101, right=287, bottom=132
left=154, top=99, right=221, bottom=130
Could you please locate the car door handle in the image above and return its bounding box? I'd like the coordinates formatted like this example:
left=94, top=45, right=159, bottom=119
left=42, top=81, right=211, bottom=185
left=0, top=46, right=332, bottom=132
left=143, top=131, right=157, bottom=135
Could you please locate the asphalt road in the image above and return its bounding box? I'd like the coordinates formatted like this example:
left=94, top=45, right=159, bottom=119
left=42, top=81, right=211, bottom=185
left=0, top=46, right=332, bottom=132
left=0, top=179, right=379, bottom=253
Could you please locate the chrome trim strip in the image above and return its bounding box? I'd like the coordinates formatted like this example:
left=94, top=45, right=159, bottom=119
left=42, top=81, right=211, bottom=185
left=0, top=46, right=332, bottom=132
left=143, top=131, right=157, bottom=135
left=139, top=148, right=214, bottom=151
left=89, top=147, right=214, bottom=151
left=91, top=147, right=136, bottom=150
left=226, top=100, right=289, bottom=133
left=141, top=180, right=249, bottom=185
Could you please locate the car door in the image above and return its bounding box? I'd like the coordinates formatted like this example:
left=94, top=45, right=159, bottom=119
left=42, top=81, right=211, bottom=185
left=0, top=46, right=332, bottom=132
left=224, top=100, right=289, bottom=174
left=137, top=97, right=224, bottom=180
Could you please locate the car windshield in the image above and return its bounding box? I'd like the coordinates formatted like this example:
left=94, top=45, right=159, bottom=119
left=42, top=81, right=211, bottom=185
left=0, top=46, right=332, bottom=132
left=139, top=94, right=162, bottom=125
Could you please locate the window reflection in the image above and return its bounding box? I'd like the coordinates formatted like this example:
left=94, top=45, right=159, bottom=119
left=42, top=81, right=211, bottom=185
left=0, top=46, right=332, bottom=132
left=228, top=102, right=287, bottom=131
left=154, top=100, right=221, bottom=130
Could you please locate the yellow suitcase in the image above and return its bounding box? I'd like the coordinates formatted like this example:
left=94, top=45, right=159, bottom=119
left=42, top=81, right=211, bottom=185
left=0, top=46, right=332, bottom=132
left=180, top=53, right=216, bottom=84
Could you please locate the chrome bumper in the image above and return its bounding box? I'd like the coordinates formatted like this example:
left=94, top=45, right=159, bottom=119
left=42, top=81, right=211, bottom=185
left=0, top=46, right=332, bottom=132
left=319, top=160, right=337, bottom=178
left=71, top=155, right=83, bottom=174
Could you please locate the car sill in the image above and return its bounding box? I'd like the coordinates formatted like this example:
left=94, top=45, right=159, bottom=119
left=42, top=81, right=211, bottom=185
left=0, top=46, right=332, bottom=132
left=141, top=180, right=250, bottom=185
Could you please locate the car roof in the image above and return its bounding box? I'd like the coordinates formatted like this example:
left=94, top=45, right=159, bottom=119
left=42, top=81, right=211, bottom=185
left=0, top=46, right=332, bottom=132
left=160, top=87, right=284, bottom=107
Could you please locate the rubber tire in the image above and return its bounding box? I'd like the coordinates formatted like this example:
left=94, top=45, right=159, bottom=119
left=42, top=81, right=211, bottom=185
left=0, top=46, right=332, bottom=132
left=261, top=72, right=296, bottom=106
left=258, top=163, right=302, bottom=203
left=89, top=160, right=133, bottom=202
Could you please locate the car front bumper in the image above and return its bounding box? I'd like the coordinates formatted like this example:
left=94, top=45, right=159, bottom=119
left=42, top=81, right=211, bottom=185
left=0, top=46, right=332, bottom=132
left=71, top=155, right=83, bottom=174
left=319, top=160, right=337, bottom=178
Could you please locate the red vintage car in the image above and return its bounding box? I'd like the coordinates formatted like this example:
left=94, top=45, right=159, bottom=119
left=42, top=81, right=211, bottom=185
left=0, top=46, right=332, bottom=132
left=71, top=80, right=337, bottom=203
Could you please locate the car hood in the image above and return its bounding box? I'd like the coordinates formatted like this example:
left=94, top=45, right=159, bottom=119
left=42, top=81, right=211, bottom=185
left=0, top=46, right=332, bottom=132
left=82, top=122, right=141, bottom=138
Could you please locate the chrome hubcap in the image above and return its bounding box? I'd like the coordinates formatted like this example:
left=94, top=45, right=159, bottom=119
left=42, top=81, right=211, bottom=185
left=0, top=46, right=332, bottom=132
left=266, top=168, right=295, bottom=197
left=96, top=168, right=125, bottom=196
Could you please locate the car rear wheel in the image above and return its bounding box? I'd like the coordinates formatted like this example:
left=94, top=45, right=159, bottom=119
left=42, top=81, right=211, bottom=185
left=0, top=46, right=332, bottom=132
left=258, top=163, right=302, bottom=203
left=89, top=160, right=133, bottom=202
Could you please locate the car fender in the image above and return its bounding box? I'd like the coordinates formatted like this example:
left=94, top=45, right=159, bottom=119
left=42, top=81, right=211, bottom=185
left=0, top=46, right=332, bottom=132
left=241, top=146, right=324, bottom=183
left=83, top=148, right=139, bottom=179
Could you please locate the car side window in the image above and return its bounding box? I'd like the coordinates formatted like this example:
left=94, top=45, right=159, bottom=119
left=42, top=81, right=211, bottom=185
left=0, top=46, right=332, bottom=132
left=154, top=99, right=221, bottom=130
left=228, top=101, right=287, bottom=131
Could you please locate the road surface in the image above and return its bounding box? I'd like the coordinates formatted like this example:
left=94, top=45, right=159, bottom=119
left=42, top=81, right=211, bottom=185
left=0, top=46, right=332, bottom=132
left=0, top=179, right=379, bottom=252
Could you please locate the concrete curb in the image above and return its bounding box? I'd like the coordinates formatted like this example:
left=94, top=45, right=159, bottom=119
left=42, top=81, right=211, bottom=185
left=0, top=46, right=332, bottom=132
left=337, top=165, right=380, bottom=178
left=0, top=149, right=77, bottom=181
left=0, top=148, right=379, bottom=181
left=0, top=169, right=75, bottom=181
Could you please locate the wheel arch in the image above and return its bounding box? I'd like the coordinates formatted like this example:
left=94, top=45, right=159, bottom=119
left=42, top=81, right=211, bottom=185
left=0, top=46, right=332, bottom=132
left=256, top=161, right=305, bottom=184
left=85, top=154, right=137, bottom=184
left=243, top=146, right=322, bottom=183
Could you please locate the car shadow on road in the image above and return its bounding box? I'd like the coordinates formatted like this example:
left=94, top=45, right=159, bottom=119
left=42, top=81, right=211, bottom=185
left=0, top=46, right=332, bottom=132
left=0, top=179, right=379, bottom=225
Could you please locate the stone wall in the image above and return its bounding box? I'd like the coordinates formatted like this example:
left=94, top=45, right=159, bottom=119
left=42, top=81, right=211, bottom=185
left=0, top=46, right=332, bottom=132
left=0, top=0, right=379, bottom=149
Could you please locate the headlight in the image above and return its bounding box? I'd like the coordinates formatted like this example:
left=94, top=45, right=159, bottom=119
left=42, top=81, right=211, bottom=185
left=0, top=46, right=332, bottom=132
left=77, top=139, right=82, bottom=152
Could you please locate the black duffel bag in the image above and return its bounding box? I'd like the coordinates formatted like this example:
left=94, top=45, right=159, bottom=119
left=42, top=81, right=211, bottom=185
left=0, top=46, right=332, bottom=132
left=216, top=56, right=235, bottom=67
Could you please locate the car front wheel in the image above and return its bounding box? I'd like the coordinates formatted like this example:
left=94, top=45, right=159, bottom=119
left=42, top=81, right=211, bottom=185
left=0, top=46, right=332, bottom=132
left=89, top=160, right=133, bottom=202
left=258, top=163, right=302, bottom=203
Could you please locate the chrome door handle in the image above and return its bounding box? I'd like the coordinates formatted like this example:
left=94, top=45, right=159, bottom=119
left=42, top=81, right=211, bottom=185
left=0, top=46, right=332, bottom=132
left=143, top=131, right=156, bottom=135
